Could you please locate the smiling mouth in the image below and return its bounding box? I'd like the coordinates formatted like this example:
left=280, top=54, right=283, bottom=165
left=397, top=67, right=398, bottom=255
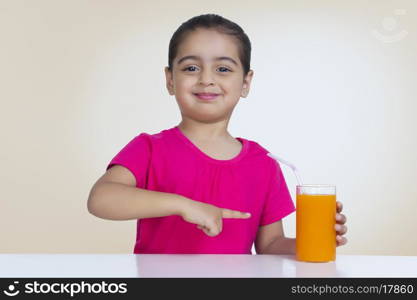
left=194, top=93, right=220, bottom=100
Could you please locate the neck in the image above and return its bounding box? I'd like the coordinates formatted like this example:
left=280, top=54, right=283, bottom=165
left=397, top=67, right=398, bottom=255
left=177, top=118, right=232, bottom=142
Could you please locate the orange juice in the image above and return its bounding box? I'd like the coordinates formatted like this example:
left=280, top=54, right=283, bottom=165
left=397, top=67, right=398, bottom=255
left=296, top=193, right=336, bottom=262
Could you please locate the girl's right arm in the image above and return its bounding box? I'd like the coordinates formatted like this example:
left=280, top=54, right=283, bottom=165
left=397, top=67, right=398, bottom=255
left=87, top=165, right=251, bottom=236
left=87, top=165, right=187, bottom=220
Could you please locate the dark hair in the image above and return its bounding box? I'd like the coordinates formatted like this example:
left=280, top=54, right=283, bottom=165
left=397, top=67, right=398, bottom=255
left=168, top=14, right=251, bottom=75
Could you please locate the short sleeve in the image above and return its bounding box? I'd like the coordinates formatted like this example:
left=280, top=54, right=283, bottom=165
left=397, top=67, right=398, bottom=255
left=106, top=133, right=151, bottom=188
left=259, top=158, right=296, bottom=226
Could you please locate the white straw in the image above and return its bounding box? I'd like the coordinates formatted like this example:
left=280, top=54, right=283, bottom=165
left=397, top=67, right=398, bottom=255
left=267, top=153, right=303, bottom=186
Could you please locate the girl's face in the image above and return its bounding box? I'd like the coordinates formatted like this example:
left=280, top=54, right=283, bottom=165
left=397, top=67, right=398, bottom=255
left=165, top=28, right=253, bottom=124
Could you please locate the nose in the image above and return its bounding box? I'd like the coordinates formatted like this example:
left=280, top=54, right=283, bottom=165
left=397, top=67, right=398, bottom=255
left=198, top=69, right=215, bottom=86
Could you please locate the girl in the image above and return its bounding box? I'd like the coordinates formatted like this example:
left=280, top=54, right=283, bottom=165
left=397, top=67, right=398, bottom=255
left=87, top=14, right=348, bottom=254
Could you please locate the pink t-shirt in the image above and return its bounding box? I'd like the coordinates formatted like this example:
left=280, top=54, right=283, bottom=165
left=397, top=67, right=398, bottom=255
left=107, top=126, right=295, bottom=254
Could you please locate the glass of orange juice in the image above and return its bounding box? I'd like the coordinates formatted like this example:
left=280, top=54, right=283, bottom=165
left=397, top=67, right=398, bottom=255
left=296, top=185, right=336, bottom=262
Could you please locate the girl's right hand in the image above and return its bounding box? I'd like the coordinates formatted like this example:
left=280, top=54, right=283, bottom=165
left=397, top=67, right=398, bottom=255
left=179, top=199, right=251, bottom=237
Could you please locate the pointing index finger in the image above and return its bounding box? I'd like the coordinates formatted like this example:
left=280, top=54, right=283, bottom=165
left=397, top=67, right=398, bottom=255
left=222, top=209, right=251, bottom=219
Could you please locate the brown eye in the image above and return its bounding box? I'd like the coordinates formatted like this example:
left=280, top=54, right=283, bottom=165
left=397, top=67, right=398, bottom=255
left=183, top=66, right=198, bottom=72
left=217, top=67, right=231, bottom=73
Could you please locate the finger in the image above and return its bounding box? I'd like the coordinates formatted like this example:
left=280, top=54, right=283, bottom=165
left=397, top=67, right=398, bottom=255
left=203, top=227, right=213, bottom=236
left=206, top=228, right=219, bottom=237
left=205, top=222, right=220, bottom=237
left=197, top=224, right=209, bottom=234
left=336, top=201, right=343, bottom=213
left=201, top=227, right=212, bottom=236
left=336, top=213, right=347, bottom=224
left=222, top=209, right=251, bottom=219
left=335, top=224, right=348, bottom=235
left=197, top=224, right=211, bottom=233
left=336, top=235, right=348, bottom=247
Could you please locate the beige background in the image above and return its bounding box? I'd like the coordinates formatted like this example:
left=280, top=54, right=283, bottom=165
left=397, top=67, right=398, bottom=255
left=1, top=0, right=416, bottom=255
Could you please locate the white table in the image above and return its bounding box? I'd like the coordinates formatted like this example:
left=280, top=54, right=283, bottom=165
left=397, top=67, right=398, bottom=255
left=0, top=254, right=416, bottom=278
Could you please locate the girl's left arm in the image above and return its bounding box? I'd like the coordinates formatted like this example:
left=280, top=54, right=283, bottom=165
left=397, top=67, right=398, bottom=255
left=255, top=220, right=295, bottom=254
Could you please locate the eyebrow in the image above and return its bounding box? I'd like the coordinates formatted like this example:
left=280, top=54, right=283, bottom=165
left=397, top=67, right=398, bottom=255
left=176, top=55, right=239, bottom=66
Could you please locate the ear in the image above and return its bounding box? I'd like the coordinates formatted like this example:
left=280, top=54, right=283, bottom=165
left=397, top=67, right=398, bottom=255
left=241, top=69, right=254, bottom=98
left=164, top=66, right=175, bottom=95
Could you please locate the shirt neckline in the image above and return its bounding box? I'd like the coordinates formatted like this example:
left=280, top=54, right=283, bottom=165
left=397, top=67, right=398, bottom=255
left=171, top=126, right=248, bottom=164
